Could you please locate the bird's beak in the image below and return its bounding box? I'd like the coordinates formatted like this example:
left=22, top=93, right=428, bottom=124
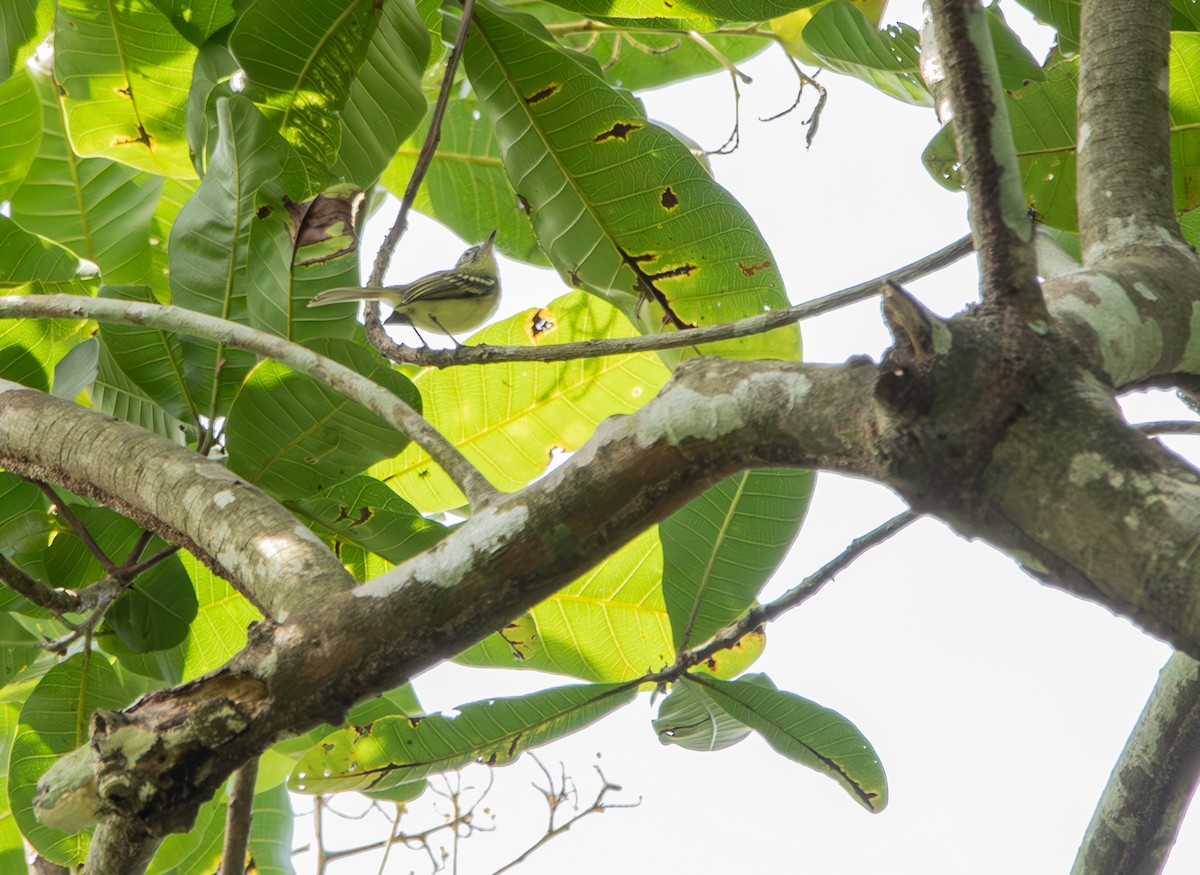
left=485, top=229, right=497, bottom=247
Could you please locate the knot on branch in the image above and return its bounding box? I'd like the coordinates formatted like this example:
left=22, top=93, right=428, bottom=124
left=875, top=282, right=945, bottom=417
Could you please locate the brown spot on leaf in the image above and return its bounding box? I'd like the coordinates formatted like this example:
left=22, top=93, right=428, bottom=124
left=112, top=124, right=153, bottom=150
left=649, top=263, right=697, bottom=281
left=737, top=259, right=771, bottom=277
left=256, top=205, right=273, bottom=219
left=116, top=83, right=132, bottom=99
left=660, top=187, right=678, bottom=209
left=508, top=733, right=523, bottom=757
left=595, top=121, right=641, bottom=143
left=517, top=194, right=532, bottom=215
left=525, top=84, right=559, bottom=104
left=529, top=309, right=555, bottom=340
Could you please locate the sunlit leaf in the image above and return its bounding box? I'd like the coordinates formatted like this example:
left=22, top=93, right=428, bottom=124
left=654, top=672, right=776, bottom=751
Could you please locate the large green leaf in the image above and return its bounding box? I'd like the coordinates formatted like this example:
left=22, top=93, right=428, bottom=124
left=168, top=94, right=295, bottom=419
left=383, top=97, right=548, bottom=267
left=463, top=2, right=798, bottom=362
left=0, top=0, right=52, bottom=82
left=0, top=70, right=41, bottom=201
left=54, top=0, right=197, bottom=178
left=0, top=473, right=50, bottom=561
left=287, top=475, right=446, bottom=567
left=662, top=468, right=813, bottom=649
left=290, top=682, right=636, bottom=794
left=8, top=655, right=139, bottom=865
left=226, top=337, right=421, bottom=501
left=801, top=1, right=930, bottom=106
left=374, top=291, right=670, bottom=512
left=688, top=674, right=887, bottom=812
left=231, top=0, right=428, bottom=184
left=0, top=690, right=29, bottom=874
left=9, top=70, right=163, bottom=287
left=457, top=527, right=674, bottom=681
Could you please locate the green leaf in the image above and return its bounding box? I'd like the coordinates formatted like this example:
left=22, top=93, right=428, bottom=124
left=986, top=4, right=1046, bottom=89
left=0, top=0, right=53, bottom=82
left=0, top=70, right=42, bottom=201
left=54, top=0, right=198, bottom=179
left=98, top=285, right=201, bottom=424
left=463, top=2, right=798, bottom=362
left=662, top=468, right=813, bottom=649
left=0, top=215, right=93, bottom=393
left=101, top=551, right=261, bottom=684
left=1176, top=0, right=1200, bottom=30
left=1012, top=0, right=1079, bottom=53
left=0, top=691, right=29, bottom=874
left=653, top=672, right=776, bottom=751
left=232, top=0, right=428, bottom=183
left=287, top=475, right=446, bottom=567
left=226, top=337, right=421, bottom=500
left=0, top=473, right=51, bottom=559
left=8, top=655, right=139, bottom=865
left=168, top=94, right=296, bottom=418
left=248, top=782, right=295, bottom=875
left=923, top=56, right=1078, bottom=229
left=373, top=291, right=670, bottom=513
left=383, top=97, right=548, bottom=267
left=107, top=545, right=198, bottom=654
left=51, top=336, right=99, bottom=401
left=89, top=341, right=193, bottom=444
left=185, top=38, right=238, bottom=178
left=802, top=1, right=931, bottom=106
left=329, top=0, right=430, bottom=187
left=688, top=674, right=887, bottom=812
left=532, top=0, right=823, bottom=25
left=290, top=682, right=636, bottom=794
left=149, top=0, right=236, bottom=46
left=145, top=789, right=226, bottom=875
left=0, top=613, right=42, bottom=689
left=1171, top=33, right=1200, bottom=214
left=457, top=527, right=675, bottom=682
left=9, top=69, right=163, bottom=286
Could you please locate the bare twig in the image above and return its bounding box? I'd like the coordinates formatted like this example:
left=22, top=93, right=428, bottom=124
left=0, top=553, right=81, bottom=615
left=33, top=481, right=116, bottom=572
left=370, top=234, right=975, bottom=368
left=220, top=758, right=259, bottom=875
left=1138, top=420, right=1200, bottom=437
left=646, top=510, right=919, bottom=684
left=0, top=296, right=497, bottom=507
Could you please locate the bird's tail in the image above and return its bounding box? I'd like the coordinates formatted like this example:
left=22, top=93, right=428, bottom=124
left=308, top=286, right=397, bottom=307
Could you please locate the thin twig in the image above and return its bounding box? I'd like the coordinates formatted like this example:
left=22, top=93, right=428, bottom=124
left=0, top=553, right=81, bottom=615
left=1138, top=420, right=1200, bottom=436
left=646, top=510, right=919, bottom=684
left=220, top=758, right=259, bottom=875
left=370, top=234, right=975, bottom=368
left=368, top=0, right=479, bottom=289
left=32, top=481, right=116, bottom=572
left=0, top=296, right=498, bottom=507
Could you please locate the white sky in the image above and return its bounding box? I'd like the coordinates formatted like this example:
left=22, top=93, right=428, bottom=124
left=294, top=2, right=1200, bottom=872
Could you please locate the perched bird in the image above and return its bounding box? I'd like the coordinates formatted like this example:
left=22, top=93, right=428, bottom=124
left=308, top=230, right=500, bottom=343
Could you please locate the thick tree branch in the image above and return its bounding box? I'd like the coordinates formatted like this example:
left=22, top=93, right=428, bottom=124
left=0, top=295, right=497, bottom=506
left=923, top=0, right=1043, bottom=318
left=0, top=381, right=353, bottom=619
left=1078, top=0, right=1182, bottom=264
left=1072, top=653, right=1200, bottom=875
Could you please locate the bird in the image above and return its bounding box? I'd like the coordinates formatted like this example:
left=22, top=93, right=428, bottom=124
left=308, top=230, right=500, bottom=344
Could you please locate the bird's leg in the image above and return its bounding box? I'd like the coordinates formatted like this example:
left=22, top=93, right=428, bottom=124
left=429, top=315, right=464, bottom=348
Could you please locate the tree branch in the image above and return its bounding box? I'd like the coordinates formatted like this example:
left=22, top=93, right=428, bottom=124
left=1078, top=0, right=1182, bottom=263
left=0, top=295, right=497, bottom=507
left=923, top=0, right=1043, bottom=319
left=1072, top=653, right=1200, bottom=875
left=368, top=235, right=974, bottom=368
left=0, top=381, right=354, bottom=619
left=220, top=759, right=259, bottom=875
